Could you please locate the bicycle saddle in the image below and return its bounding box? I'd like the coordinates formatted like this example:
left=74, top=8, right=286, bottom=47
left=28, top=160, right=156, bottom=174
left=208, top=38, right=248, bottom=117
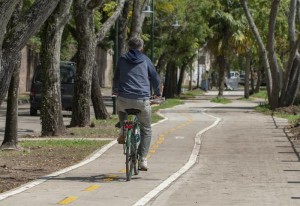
left=125, top=109, right=141, bottom=115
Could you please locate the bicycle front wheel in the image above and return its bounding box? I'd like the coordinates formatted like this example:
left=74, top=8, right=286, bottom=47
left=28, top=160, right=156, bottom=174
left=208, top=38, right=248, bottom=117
left=133, top=152, right=139, bottom=175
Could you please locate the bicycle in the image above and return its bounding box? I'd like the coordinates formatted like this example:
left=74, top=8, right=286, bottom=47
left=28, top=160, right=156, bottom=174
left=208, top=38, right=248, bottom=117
left=121, top=108, right=141, bottom=181
left=116, top=97, right=165, bottom=181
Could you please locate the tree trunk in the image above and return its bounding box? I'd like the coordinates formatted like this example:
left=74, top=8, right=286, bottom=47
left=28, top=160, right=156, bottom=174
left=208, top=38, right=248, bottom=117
left=177, top=64, right=186, bottom=95
left=118, top=0, right=130, bottom=56
left=40, top=0, right=72, bottom=136
left=1, top=53, right=21, bottom=149
left=244, top=52, right=251, bottom=98
left=163, top=61, right=177, bottom=98
left=0, top=0, right=60, bottom=106
left=240, top=0, right=272, bottom=104
left=279, top=0, right=300, bottom=106
left=96, top=0, right=126, bottom=42
left=91, top=62, right=110, bottom=119
left=71, top=0, right=125, bottom=127
left=71, top=0, right=96, bottom=127
left=156, top=52, right=168, bottom=74
left=1, top=2, right=22, bottom=149
left=267, top=0, right=281, bottom=109
left=0, top=1, right=19, bottom=47
left=129, top=0, right=146, bottom=38
left=279, top=58, right=300, bottom=106
left=177, top=55, right=195, bottom=95
left=217, top=55, right=226, bottom=97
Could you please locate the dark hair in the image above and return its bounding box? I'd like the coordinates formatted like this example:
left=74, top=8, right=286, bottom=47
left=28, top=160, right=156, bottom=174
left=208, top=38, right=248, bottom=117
left=128, top=37, right=144, bottom=50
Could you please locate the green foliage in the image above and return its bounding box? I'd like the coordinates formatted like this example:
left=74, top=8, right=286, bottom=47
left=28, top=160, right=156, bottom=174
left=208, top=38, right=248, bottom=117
left=180, top=89, right=204, bottom=99
left=254, top=103, right=272, bottom=114
left=22, top=0, right=35, bottom=13
left=251, top=90, right=267, bottom=99
left=151, top=98, right=183, bottom=113
left=103, top=1, right=117, bottom=15
left=211, top=97, right=232, bottom=104
left=20, top=139, right=109, bottom=148
left=151, top=98, right=183, bottom=123
left=68, top=116, right=119, bottom=137
left=28, top=36, right=41, bottom=53
left=255, top=103, right=300, bottom=125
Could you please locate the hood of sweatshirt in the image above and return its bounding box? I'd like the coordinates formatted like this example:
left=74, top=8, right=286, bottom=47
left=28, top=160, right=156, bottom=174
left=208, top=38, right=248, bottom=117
left=123, top=49, right=145, bottom=64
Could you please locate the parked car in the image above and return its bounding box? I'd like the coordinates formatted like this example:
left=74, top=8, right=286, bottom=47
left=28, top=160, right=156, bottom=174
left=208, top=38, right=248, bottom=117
left=29, top=61, right=76, bottom=116
left=225, top=71, right=240, bottom=90
left=239, top=72, right=246, bottom=85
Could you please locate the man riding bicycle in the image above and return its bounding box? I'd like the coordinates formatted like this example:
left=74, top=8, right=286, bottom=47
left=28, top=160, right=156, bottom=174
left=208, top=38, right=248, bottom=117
left=112, top=37, right=161, bottom=171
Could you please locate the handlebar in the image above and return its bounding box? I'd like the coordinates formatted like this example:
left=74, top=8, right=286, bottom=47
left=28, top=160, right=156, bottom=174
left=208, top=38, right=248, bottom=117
left=150, top=96, right=165, bottom=105
left=112, top=94, right=165, bottom=105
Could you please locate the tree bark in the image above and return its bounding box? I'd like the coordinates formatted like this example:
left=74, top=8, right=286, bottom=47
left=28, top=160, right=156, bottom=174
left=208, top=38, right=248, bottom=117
left=96, top=0, right=126, bottom=42
left=267, top=0, right=281, bottom=109
left=177, top=55, right=195, bottom=95
left=163, top=61, right=177, bottom=98
left=0, top=1, right=19, bottom=47
left=279, top=0, right=300, bottom=106
left=1, top=1, right=22, bottom=149
left=217, top=55, right=226, bottom=97
left=40, top=0, right=73, bottom=136
left=118, top=0, right=130, bottom=56
left=244, top=52, right=251, bottom=98
left=240, top=0, right=272, bottom=103
left=91, top=62, right=110, bottom=119
left=129, top=0, right=147, bottom=38
left=1, top=53, right=21, bottom=149
left=71, top=0, right=125, bottom=127
left=0, top=0, right=60, bottom=106
left=156, top=52, right=168, bottom=75
left=71, top=0, right=96, bottom=127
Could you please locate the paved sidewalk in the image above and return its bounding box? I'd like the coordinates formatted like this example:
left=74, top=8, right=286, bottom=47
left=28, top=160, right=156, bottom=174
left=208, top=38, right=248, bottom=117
left=1, top=92, right=300, bottom=206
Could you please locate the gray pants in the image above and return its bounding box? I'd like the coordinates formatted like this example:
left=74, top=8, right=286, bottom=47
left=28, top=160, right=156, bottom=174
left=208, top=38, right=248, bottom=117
left=116, top=96, right=152, bottom=158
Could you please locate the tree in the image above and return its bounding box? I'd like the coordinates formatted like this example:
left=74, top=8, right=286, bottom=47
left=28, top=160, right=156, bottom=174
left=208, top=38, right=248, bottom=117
left=154, top=0, right=209, bottom=97
left=204, top=0, right=247, bottom=97
left=240, top=0, right=299, bottom=109
left=0, top=0, right=61, bottom=106
left=40, top=0, right=73, bottom=136
left=1, top=0, right=61, bottom=148
left=70, top=0, right=125, bottom=127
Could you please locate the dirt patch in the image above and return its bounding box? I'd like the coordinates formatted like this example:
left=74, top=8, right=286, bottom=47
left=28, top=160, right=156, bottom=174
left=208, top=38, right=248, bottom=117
left=275, top=105, right=300, bottom=115
left=277, top=105, right=300, bottom=140
left=0, top=122, right=118, bottom=194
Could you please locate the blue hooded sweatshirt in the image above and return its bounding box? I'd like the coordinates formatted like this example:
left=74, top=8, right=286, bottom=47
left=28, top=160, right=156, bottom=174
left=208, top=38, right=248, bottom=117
left=113, top=49, right=161, bottom=99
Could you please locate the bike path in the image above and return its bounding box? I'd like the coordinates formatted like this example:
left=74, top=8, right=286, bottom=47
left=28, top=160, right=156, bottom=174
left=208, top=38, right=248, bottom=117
left=2, top=96, right=300, bottom=206
left=0, top=100, right=216, bottom=206
left=147, top=100, right=300, bottom=206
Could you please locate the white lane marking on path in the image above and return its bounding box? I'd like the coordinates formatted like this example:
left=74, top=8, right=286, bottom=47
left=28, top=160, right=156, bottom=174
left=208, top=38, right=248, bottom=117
left=132, top=110, right=221, bottom=206
left=175, top=136, right=185, bottom=139
left=0, top=140, right=117, bottom=201
left=0, top=112, right=169, bottom=201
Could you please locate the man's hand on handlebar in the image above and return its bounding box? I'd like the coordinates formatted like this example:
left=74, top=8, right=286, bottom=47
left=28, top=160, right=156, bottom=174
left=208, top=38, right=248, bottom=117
left=150, top=95, right=165, bottom=105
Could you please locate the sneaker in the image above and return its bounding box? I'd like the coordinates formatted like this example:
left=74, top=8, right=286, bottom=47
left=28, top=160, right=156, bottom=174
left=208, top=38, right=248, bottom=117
left=117, top=127, right=126, bottom=144
left=139, top=157, right=148, bottom=171
left=117, top=134, right=125, bottom=144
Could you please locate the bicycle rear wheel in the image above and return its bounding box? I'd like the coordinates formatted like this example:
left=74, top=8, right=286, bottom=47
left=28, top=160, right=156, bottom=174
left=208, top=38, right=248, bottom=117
left=125, top=129, right=133, bottom=181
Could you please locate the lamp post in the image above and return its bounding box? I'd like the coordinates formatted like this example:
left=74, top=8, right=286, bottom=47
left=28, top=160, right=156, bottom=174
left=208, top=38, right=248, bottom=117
left=143, top=1, right=154, bottom=61
left=150, top=0, right=154, bottom=61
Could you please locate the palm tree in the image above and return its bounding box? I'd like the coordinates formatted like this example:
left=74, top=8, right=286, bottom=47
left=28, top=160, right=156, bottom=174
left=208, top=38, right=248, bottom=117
left=205, top=0, right=247, bottom=97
